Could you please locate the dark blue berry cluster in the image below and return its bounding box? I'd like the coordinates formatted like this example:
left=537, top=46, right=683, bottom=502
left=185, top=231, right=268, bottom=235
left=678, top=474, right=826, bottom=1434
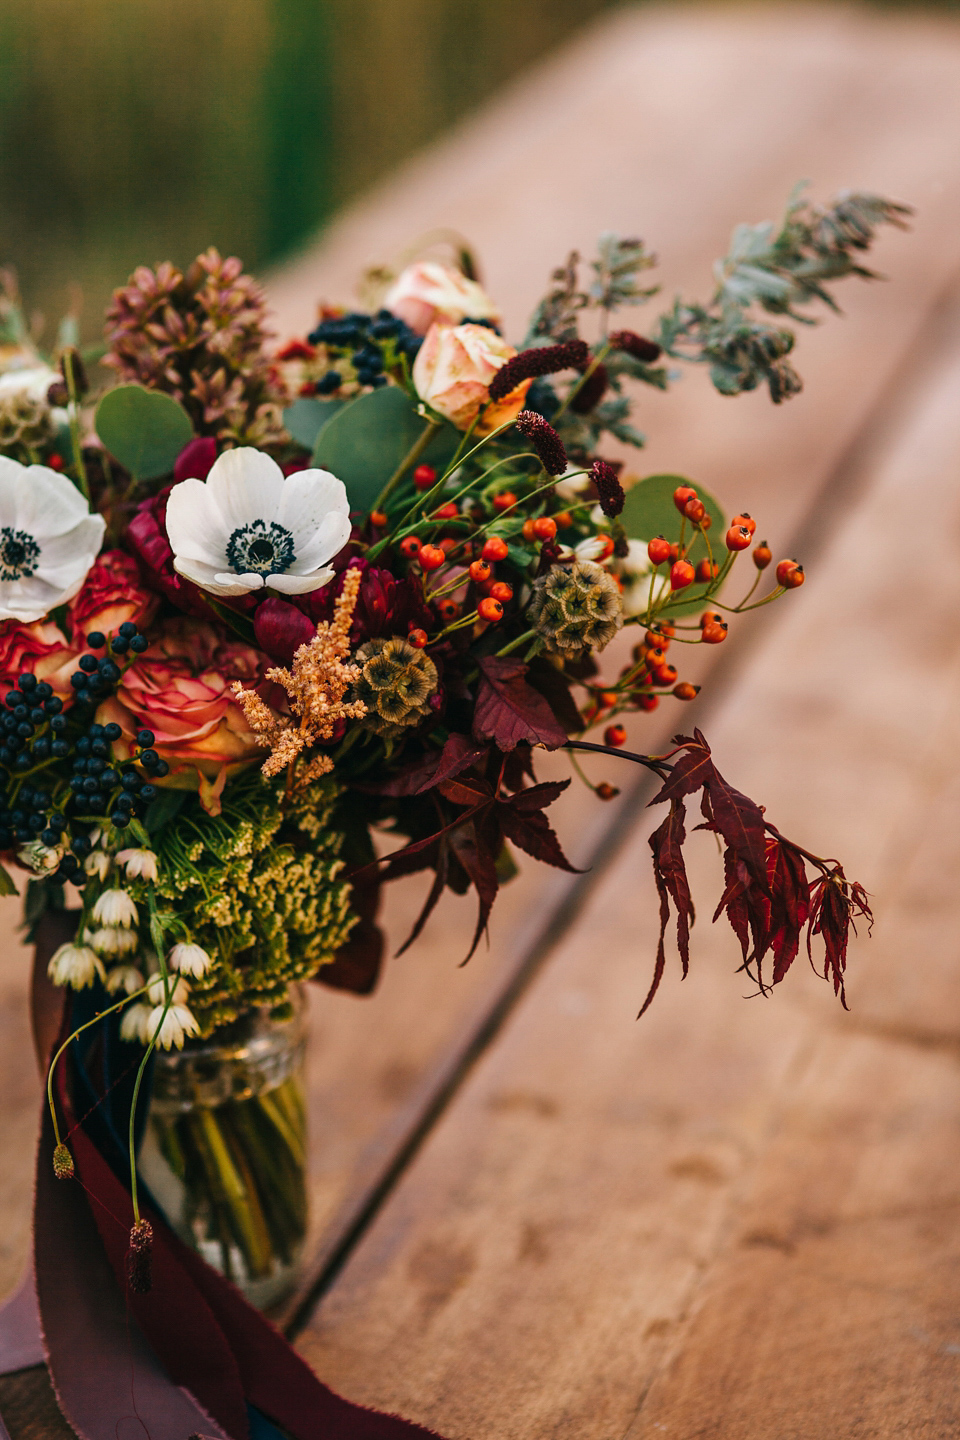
left=307, top=309, right=423, bottom=394
left=0, top=622, right=168, bottom=884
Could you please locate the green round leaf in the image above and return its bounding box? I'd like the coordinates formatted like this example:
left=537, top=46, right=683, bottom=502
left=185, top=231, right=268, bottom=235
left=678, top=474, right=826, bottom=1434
left=94, top=384, right=194, bottom=482
left=283, top=396, right=346, bottom=451
left=621, top=472, right=728, bottom=616
left=312, top=385, right=460, bottom=511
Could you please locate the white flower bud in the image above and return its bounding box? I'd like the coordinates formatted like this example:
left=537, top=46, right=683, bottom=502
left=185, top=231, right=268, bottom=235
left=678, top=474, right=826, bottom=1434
left=84, top=851, right=111, bottom=881
left=105, top=965, right=144, bottom=996
left=115, top=848, right=159, bottom=881
left=92, top=889, right=138, bottom=928
left=19, top=841, right=62, bottom=874
left=47, top=943, right=104, bottom=990
left=168, top=943, right=212, bottom=978
left=88, top=925, right=139, bottom=957
left=147, top=974, right=190, bottom=1007
left=147, top=1004, right=200, bottom=1051
left=119, top=1003, right=153, bottom=1044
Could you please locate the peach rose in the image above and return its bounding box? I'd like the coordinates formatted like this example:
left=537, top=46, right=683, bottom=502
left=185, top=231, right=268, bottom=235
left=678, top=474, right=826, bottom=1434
left=412, top=322, right=530, bottom=433
left=97, top=618, right=268, bottom=814
left=0, top=619, right=79, bottom=701
left=66, top=549, right=158, bottom=646
left=384, top=261, right=500, bottom=336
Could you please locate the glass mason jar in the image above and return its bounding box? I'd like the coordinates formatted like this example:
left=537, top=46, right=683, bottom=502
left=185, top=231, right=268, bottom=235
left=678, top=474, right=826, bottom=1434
left=137, top=988, right=308, bottom=1310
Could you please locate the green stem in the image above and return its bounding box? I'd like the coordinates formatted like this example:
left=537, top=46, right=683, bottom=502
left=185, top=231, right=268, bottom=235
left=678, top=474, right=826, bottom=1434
left=494, top=627, right=536, bottom=658
left=63, top=352, right=89, bottom=501
left=46, top=982, right=151, bottom=1149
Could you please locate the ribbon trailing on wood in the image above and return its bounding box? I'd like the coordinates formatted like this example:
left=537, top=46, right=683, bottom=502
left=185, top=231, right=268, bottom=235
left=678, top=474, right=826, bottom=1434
left=0, top=912, right=446, bottom=1440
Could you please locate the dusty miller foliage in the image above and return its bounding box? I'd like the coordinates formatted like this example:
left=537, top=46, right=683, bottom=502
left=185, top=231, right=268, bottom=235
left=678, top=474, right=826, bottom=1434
left=524, top=187, right=911, bottom=455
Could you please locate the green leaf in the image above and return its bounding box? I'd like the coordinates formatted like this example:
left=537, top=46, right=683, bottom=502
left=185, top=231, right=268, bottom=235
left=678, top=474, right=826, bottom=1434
left=0, top=861, right=17, bottom=897
left=94, top=384, right=194, bottom=481
left=621, top=473, right=727, bottom=616
left=283, top=397, right=346, bottom=451
left=144, top=788, right=188, bottom=836
left=312, top=385, right=460, bottom=511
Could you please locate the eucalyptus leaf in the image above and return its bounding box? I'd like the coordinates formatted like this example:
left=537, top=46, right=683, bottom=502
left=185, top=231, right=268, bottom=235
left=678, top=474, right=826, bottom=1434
left=312, top=385, right=459, bottom=512
left=144, top=788, right=189, bottom=836
left=283, top=397, right=346, bottom=451
left=94, top=384, right=194, bottom=481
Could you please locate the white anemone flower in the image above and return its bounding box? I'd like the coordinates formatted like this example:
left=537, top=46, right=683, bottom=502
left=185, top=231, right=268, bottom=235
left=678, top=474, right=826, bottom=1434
left=0, top=456, right=105, bottom=622
left=164, top=447, right=351, bottom=598
left=120, top=1003, right=153, bottom=1044
left=48, top=943, right=105, bottom=990
left=168, top=943, right=212, bottom=978
left=105, top=965, right=144, bottom=996
left=115, top=848, right=159, bottom=881
left=92, top=888, right=138, bottom=928
left=88, top=925, right=139, bottom=957
left=146, top=1003, right=200, bottom=1051
left=147, top=974, right=191, bottom=1007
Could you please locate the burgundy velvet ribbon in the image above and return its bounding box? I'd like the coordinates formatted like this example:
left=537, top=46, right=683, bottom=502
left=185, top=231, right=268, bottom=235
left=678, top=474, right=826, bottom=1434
left=0, top=915, right=446, bottom=1440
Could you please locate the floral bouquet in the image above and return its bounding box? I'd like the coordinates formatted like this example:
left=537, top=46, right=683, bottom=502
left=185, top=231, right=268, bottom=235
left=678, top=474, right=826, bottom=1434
left=0, top=188, right=905, bottom=1440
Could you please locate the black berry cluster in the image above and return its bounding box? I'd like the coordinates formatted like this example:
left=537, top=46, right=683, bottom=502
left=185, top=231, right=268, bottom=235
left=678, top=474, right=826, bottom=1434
left=307, top=309, right=423, bottom=393
left=0, top=623, right=167, bottom=885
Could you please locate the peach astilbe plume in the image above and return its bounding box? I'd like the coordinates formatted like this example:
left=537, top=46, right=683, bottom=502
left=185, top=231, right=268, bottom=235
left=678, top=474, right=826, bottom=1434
left=232, top=568, right=367, bottom=793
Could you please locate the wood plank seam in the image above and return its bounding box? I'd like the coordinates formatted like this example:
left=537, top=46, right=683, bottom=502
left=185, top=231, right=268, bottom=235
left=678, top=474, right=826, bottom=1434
left=281, top=263, right=960, bottom=1342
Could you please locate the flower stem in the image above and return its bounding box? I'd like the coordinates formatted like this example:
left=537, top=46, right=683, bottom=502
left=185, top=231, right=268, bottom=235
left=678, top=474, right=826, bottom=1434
left=372, top=420, right=441, bottom=512
left=46, top=983, right=151, bottom=1150
left=63, top=351, right=89, bottom=502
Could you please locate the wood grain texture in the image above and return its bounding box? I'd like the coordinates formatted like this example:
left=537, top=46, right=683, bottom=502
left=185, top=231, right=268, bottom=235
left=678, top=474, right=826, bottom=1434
left=2, top=6, right=960, bottom=1437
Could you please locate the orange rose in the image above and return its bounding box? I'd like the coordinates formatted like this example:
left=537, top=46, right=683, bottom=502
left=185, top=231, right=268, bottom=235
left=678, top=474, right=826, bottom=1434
left=97, top=618, right=268, bottom=814
left=0, top=619, right=79, bottom=701
left=412, top=322, right=530, bottom=433
left=67, top=549, right=158, bottom=646
left=384, top=261, right=500, bottom=336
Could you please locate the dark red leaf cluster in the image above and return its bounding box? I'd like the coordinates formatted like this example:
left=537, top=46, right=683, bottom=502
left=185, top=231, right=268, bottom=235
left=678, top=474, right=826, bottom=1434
left=641, top=729, right=872, bottom=1014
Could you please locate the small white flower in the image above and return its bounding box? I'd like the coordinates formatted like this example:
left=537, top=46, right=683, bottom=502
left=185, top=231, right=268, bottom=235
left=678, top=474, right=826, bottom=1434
left=164, top=447, right=351, bottom=598
left=92, top=888, right=138, bottom=928
left=115, top=848, right=159, bottom=881
left=84, top=851, right=111, bottom=881
left=147, top=974, right=191, bottom=1007
left=147, top=1003, right=200, bottom=1051
left=120, top=1003, right=154, bottom=1044
left=18, top=840, right=62, bottom=873
left=48, top=943, right=105, bottom=990
left=105, top=965, right=144, bottom=995
left=88, top=925, right=139, bottom=956
left=0, top=456, right=106, bottom=622
left=168, top=942, right=212, bottom=978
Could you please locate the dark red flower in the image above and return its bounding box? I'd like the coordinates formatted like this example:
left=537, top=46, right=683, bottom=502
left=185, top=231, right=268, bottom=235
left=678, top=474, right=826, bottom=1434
left=487, top=340, right=590, bottom=402
left=173, top=435, right=218, bottom=484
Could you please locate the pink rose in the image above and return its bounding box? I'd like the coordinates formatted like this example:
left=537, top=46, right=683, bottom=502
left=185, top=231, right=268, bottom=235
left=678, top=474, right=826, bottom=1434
left=384, top=261, right=500, bottom=336
left=97, top=618, right=269, bottom=813
left=412, top=323, right=530, bottom=433
left=66, top=549, right=158, bottom=646
left=0, top=619, right=78, bottom=701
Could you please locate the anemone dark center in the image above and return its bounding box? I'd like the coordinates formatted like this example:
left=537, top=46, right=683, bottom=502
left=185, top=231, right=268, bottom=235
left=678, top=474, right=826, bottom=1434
left=0, top=527, right=40, bottom=582
left=225, top=520, right=296, bottom=577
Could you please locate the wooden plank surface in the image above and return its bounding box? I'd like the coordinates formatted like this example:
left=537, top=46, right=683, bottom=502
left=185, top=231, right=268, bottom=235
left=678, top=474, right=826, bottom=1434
left=293, top=269, right=960, bottom=1440
left=2, top=4, right=960, bottom=1435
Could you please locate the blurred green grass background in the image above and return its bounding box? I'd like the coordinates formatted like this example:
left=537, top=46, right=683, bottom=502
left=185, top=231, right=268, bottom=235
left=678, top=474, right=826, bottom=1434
left=0, top=0, right=616, bottom=342
left=1, top=0, right=953, bottom=343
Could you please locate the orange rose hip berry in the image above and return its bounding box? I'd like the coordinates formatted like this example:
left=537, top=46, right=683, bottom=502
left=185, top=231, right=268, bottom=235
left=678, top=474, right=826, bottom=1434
left=776, top=559, right=805, bottom=588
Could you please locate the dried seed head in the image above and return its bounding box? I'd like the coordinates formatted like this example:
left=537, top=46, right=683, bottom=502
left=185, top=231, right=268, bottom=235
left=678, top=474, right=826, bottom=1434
left=52, top=1143, right=74, bottom=1180
left=126, top=1218, right=153, bottom=1295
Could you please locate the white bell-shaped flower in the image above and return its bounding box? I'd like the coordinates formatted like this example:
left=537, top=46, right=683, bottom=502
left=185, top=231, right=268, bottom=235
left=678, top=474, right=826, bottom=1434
left=146, top=1003, right=200, bottom=1051
left=168, top=943, right=212, bottom=978
left=0, top=457, right=106, bottom=622
left=164, top=447, right=351, bottom=598
left=47, top=943, right=105, bottom=990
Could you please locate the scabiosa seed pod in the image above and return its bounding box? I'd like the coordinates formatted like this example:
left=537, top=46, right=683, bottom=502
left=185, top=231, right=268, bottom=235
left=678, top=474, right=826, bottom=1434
left=127, top=1219, right=153, bottom=1295
left=609, top=330, right=663, bottom=363
left=527, top=561, right=624, bottom=656
left=590, top=459, right=625, bottom=518
left=52, top=1143, right=74, bottom=1180
left=569, top=360, right=608, bottom=414
left=353, top=637, right=439, bottom=736
left=514, top=411, right=568, bottom=477
left=487, top=340, right=590, bottom=402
